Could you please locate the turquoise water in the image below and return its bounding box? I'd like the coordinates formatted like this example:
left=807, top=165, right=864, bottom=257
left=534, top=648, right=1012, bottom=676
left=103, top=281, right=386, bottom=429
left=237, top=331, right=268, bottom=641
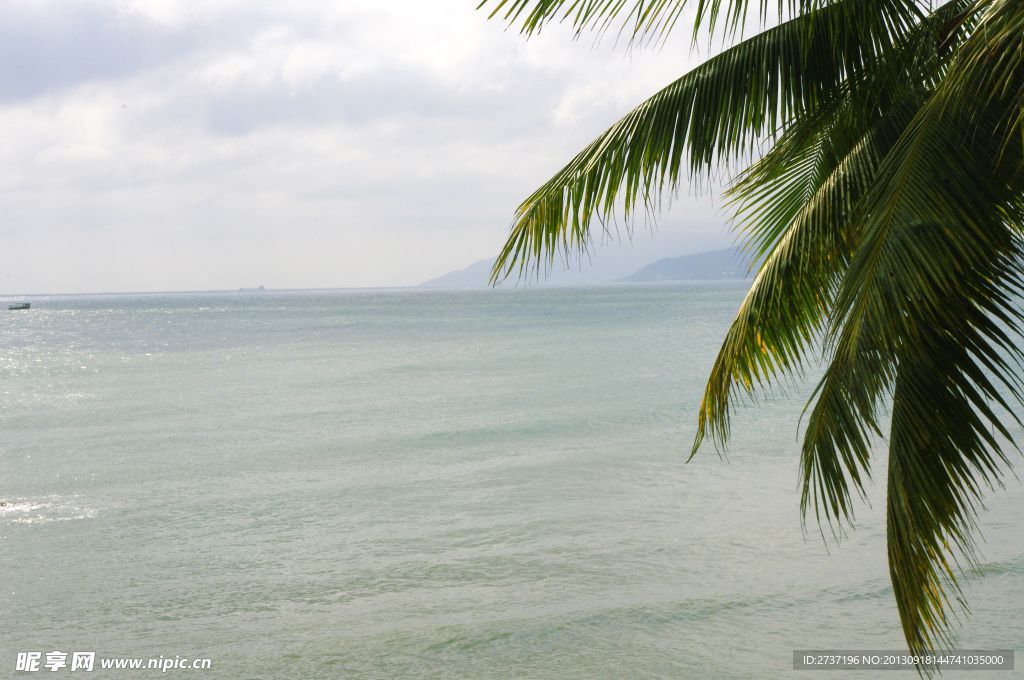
left=2, top=284, right=1021, bottom=679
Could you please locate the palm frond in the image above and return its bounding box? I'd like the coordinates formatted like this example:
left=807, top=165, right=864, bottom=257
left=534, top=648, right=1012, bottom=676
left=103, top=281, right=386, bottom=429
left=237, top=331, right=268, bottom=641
left=690, top=0, right=968, bottom=462
left=478, top=0, right=692, bottom=42
left=844, top=217, right=1024, bottom=655
left=485, top=0, right=1024, bottom=661
left=808, top=84, right=1024, bottom=653
left=692, top=91, right=921, bottom=460
left=937, top=0, right=1024, bottom=107
left=490, top=0, right=919, bottom=282
left=477, top=0, right=919, bottom=44
left=787, top=99, right=925, bottom=534
left=887, top=316, right=1017, bottom=656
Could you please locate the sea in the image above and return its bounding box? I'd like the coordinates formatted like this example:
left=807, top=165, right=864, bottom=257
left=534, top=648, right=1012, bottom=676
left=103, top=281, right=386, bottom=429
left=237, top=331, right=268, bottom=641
left=2, top=283, right=1022, bottom=679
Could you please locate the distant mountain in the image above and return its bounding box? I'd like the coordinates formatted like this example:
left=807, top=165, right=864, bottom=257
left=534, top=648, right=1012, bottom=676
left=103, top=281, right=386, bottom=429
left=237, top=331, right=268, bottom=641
left=419, top=258, right=497, bottom=288
left=617, top=247, right=759, bottom=282
left=417, top=237, right=746, bottom=289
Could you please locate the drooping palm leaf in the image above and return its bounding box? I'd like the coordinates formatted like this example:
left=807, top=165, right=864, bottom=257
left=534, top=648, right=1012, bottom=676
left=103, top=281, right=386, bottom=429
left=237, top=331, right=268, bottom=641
left=478, top=0, right=695, bottom=42
left=482, top=0, right=1024, bottom=662
left=936, top=0, right=1024, bottom=129
left=778, top=0, right=983, bottom=539
left=831, top=213, right=1024, bottom=654
left=689, top=0, right=970, bottom=467
left=887, top=296, right=1020, bottom=654
left=487, top=0, right=920, bottom=282
left=478, top=0, right=916, bottom=44
left=802, top=68, right=1024, bottom=653
left=692, top=95, right=922, bottom=460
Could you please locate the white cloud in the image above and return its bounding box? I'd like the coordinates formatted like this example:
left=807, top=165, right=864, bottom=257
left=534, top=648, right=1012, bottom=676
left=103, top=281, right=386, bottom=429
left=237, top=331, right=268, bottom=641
left=0, top=0, right=732, bottom=294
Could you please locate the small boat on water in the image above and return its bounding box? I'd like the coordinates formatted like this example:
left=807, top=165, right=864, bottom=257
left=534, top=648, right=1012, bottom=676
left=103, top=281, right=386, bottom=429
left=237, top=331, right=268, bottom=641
left=8, top=303, right=30, bottom=310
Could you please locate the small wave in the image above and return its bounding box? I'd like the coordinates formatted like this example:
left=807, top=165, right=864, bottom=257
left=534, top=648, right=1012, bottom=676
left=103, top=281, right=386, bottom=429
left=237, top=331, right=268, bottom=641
left=0, top=495, right=98, bottom=524
left=424, top=632, right=515, bottom=653
left=970, top=555, right=1024, bottom=577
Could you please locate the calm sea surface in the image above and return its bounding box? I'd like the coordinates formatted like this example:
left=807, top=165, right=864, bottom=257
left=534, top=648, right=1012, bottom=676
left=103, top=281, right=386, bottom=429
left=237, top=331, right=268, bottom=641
left=2, top=284, right=1022, bottom=679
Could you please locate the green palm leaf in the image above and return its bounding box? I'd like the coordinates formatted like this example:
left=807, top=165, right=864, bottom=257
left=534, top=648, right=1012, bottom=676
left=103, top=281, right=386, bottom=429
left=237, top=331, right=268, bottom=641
left=802, top=16, right=1024, bottom=651
left=482, top=0, right=1024, bottom=662
left=829, top=213, right=1024, bottom=654
left=488, top=0, right=919, bottom=282
left=479, top=0, right=916, bottom=43
left=684, top=1, right=963, bottom=467
left=692, top=95, right=921, bottom=460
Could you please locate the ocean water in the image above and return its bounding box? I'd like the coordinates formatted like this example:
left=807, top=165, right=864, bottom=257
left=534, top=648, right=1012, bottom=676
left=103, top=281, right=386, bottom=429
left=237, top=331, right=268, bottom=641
left=2, top=284, right=1022, bottom=679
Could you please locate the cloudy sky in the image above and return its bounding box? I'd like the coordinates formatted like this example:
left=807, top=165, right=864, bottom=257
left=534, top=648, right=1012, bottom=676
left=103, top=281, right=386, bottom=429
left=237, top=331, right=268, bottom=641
left=0, top=0, right=734, bottom=295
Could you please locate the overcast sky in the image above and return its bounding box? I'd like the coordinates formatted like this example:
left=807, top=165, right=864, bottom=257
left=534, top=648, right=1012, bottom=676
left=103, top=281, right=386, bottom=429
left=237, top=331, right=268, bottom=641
left=0, top=0, right=734, bottom=295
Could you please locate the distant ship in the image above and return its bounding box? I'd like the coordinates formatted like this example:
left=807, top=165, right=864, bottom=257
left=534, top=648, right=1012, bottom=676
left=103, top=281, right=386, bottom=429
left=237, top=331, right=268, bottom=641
left=8, top=303, right=29, bottom=310
left=238, top=286, right=266, bottom=292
